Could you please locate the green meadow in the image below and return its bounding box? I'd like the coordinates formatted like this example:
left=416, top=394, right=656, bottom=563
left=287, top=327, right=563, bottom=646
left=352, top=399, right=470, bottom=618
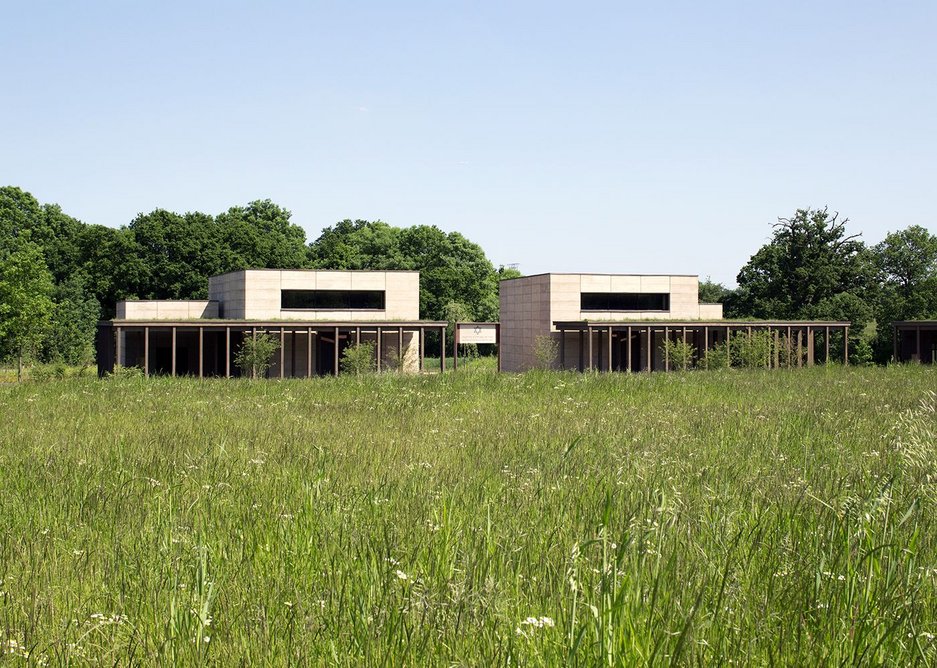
left=1, top=365, right=936, bottom=665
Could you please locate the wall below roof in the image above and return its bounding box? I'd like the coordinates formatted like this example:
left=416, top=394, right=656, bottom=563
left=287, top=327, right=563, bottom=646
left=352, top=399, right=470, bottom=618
left=207, top=270, right=421, bottom=320
left=116, top=300, right=218, bottom=320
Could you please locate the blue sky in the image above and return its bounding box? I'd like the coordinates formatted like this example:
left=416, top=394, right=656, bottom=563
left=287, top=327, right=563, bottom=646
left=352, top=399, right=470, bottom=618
left=3, top=1, right=935, bottom=285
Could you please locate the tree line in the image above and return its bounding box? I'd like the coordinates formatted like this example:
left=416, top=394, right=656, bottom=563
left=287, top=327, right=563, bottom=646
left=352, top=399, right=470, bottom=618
left=0, top=186, right=519, bottom=373
left=1, top=184, right=935, bottom=372
left=700, top=208, right=937, bottom=363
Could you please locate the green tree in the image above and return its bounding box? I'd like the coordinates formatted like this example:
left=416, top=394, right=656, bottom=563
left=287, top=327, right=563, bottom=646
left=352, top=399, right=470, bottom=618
left=698, top=277, right=731, bottom=305
left=45, top=273, right=100, bottom=366
left=308, top=220, right=500, bottom=322
left=871, top=225, right=937, bottom=361
left=340, top=342, right=377, bottom=375
left=128, top=209, right=227, bottom=299
left=0, top=238, right=55, bottom=380
left=234, top=331, right=281, bottom=379
left=0, top=186, right=43, bottom=256
left=77, top=224, right=148, bottom=318
left=733, top=208, right=875, bottom=321
left=216, top=200, right=309, bottom=270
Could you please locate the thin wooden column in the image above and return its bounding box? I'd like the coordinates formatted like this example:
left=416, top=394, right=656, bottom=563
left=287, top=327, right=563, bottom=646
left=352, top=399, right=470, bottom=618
left=587, top=326, right=594, bottom=371
left=115, top=326, right=122, bottom=368
left=398, top=327, right=403, bottom=369
left=333, top=327, right=340, bottom=377
left=578, top=330, right=584, bottom=372
left=419, top=327, right=424, bottom=372
left=356, top=327, right=361, bottom=346
left=773, top=328, right=780, bottom=369
left=796, top=329, right=803, bottom=368
left=560, top=328, right=566, bottom=369
left=786, top=326, right=792, bottom=368
left=452, top=326, right=458, bottom=371
left=198, top=326, right=204, bottom=378
left=844, top=326, right=849, bottom=365
left=607, top=326, right=613, bottom=372
left=893, top=326, right=898, bottom=363
left=440, top=326, right=446, bottom=373
left=496, top=324, right=502, bottom=372
left=916, top=326, right=921, bottom=362
left=279, top=328, right=285, bottom=379
left=726, top=326, right=731, bottom=367
left=377, top=327, right=382, bottom=371
left=704, top=326, right=709, bottom=354
left=171, top=326, right=177, bottom=377
left=626, top=326, right=632, bottom=372
left=824, top=326, right=830, bottom=364
left=807, top=327, right=814, bottom=366
left=144, top=326, right=149, bottom=377
left=225, top=327, right=231, bottom=378
left=307, top=327, right=313, bottom=377
left=597, top=328, right=602, bottom=371
left=664, top=326, right=669, bottom=372
left=646, top=326, right=652, bottom=372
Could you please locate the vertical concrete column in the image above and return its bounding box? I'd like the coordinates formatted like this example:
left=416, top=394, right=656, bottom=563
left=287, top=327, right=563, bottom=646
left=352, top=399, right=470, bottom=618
left=198, top=326, right=204, bottom=378
left=307, top=327, right=313, bottom=378
left=171, top=327, right=177, bottom=377
left=144, top=326, right=149, bottom=377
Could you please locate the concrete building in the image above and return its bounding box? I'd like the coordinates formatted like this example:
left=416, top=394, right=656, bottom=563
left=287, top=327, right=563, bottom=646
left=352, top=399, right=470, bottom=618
left=98, top=270, right=448, bottom=377
left=499, top=273, right=849, bottom=372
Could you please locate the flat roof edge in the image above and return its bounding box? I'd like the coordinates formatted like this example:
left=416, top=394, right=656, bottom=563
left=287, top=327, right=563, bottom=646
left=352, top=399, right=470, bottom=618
left=553, top=319, right=852, bottom=327
left=500, top=272, right=700, bottom=282
left=101, top=319, right=448, bottom=326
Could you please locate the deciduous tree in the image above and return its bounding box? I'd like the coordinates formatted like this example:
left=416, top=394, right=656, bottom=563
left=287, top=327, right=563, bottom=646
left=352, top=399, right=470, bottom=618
left=0, top=238, right=54, bottom=380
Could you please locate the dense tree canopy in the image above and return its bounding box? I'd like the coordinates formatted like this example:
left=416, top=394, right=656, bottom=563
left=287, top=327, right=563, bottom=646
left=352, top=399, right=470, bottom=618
left=0, top=236, right=55, bottom=378
left=731, top=208, right=876, bottom=327
left=308, top=220, right=500, bottom=321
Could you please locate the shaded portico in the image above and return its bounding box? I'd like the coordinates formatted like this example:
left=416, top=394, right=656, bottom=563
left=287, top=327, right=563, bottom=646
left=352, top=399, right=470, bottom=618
left=553, top=320, right=851, bottom=371
left=97, top=320, right=449, bottom=378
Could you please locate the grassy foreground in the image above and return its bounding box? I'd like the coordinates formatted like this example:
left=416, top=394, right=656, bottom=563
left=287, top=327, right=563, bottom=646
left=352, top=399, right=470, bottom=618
left=1, top=366, right=936, bottom=665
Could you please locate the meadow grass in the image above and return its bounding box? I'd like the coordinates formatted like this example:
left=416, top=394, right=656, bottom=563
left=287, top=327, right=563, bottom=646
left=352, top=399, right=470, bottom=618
left=1, top=365, right=936, bottom=665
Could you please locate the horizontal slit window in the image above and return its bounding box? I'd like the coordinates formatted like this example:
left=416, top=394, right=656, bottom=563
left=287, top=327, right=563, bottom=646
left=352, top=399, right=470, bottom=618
left=581, top=292, right=670, bottom=311
left=282, top=290, right=385, bottom=310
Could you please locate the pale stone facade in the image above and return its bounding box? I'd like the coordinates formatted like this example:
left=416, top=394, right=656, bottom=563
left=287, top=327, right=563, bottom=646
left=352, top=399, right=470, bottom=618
left=207, top=270, right=420, bottom=321
left=499, top=273, right=725, bottom=372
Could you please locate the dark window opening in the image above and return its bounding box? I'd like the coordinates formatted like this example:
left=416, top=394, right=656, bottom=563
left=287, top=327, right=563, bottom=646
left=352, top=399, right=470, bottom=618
left=281, top=289, right=385, bottom=310
left=581, top=292, right=670, bottom=311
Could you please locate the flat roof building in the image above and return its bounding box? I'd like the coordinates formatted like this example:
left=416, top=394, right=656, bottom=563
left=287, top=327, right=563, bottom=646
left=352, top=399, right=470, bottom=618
left=98, top=270, right=448, bottom=377
left=499, top=273, right=849, bottom=372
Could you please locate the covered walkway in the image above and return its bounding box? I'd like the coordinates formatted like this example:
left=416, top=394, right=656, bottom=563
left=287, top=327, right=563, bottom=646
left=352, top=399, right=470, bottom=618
left=553, top=320, right=851, bottom=371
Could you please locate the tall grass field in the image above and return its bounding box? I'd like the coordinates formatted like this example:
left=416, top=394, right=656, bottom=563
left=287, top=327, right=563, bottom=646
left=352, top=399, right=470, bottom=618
left=1, top=366, right=936, bottom=665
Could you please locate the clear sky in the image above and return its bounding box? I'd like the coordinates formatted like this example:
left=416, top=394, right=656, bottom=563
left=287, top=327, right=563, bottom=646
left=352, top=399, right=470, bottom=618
left=3, top=1, right=935, bottom=285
